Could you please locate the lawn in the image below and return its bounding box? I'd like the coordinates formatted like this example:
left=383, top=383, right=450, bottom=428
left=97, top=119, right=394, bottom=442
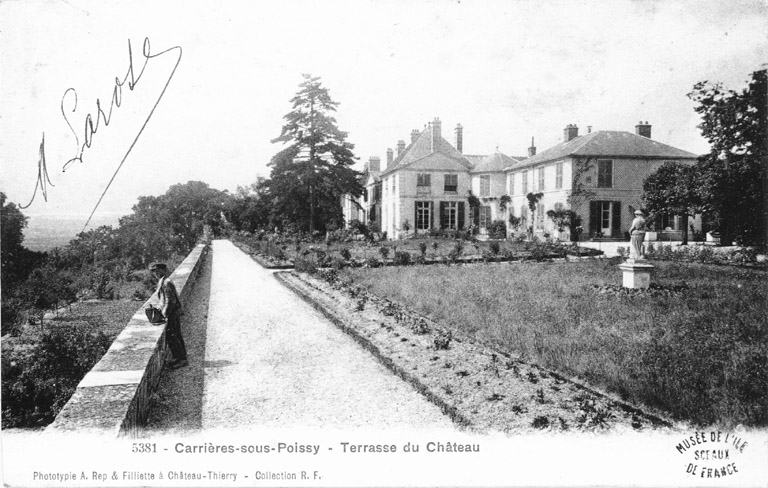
left=341, top=258, right=768, bottom=427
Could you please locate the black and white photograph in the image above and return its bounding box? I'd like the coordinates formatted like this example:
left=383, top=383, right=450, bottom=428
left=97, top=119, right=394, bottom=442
left=1, top=0, right=767, bottom=486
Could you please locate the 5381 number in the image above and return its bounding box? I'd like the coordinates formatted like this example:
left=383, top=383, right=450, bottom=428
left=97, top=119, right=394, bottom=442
left=132, top=443, right=157, bottom=453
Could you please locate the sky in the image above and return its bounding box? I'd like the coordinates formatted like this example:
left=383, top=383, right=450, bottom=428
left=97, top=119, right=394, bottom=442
left=1, top=0, right=766, bottom=231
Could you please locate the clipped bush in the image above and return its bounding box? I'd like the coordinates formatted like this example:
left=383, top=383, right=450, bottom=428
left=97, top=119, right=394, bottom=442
left=393, top=251, right=412, bottom=266
left=488, top=220, right=507, bottom=239
left=489, top=241, right=500, bottom=256
left=378, top=246, right=390, bottom=260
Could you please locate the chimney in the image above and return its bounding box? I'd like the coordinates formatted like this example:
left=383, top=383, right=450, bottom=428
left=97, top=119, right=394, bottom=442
left=368, top=156, right=380, bottom=173
left=528, top=137, right=536, bottom=157
left=386, top=148, right=393, bottom=167
left=564, top=124, right=579, bottom=142
left=635, top=120, right=652, bottom=138
left=587, top=126, right=592, bottom=134
left=396, top=140, right=406, bottom=158
left=410, top=129, right=420, bottom=144
left=454, top=123, right=463, bottom=153
left=431, top=117, right=442, bottom=152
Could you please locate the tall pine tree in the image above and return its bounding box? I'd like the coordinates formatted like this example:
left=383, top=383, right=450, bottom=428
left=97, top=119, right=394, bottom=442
left=269, top=74, right=363, bottom=233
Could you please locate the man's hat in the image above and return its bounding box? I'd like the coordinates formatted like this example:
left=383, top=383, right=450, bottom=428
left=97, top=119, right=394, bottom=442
left=634, top=210, right=644, bottom=215
left=149, top=262, right=168, bottom=271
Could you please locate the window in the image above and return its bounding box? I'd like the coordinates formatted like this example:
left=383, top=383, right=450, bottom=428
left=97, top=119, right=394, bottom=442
left=597, top=160, right=613, bottom=188
left=589, top=200, right=621, bottom=237
left=444, top=174, right=458, bottom=192
left=660, top=213, right=678, bottom=230
left=536, top=204, right=545, bottom=229
left=416, top=201, right=432, bottom=230
left=417, top=173, right=431, bottom=187
left=522, top=170, right=528, bottom=194
left=373, top=185, right=381, bottom=202
left=479, top=175, right=490, bottom=197
left=555, top=163, right=563, bottom=189
left=600, top=201, right=611, bottom=230
left=442, top=202, right=458, bottom=229
left=479, top=206, right=492, bottom=229
left=509, top=173, right=515, bottom=195
left=392, top=175, right=397, bottom=194
left=538, top=167, right=545, bottom=191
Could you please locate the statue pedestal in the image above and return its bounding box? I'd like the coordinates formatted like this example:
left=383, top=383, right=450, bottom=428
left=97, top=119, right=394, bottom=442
left=618, top=260, right=655, bottom=289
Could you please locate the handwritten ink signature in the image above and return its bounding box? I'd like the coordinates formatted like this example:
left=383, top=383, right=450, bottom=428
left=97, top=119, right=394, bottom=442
left=21, top=38, right=182, bottom=231
left=19, top=134, right=53, bottom=209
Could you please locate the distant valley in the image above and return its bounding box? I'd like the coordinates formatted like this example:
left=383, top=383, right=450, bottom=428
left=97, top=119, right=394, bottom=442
left=23, top=214, right=123, bottom=252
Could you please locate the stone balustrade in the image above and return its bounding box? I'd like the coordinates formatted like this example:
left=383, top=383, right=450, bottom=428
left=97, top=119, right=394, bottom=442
left=47, top=244, right=208, bottom=437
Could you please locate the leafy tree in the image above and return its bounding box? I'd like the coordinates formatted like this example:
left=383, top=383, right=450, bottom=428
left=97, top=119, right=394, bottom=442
left=688, top=70, right=766, bottom=246
left=642, top=161, right=701, bottom=245
left=223, top=177, right=272, bottom=232
left=269, top=74, right=363, bottom=233
left=1, top=192, right=29, bottom=289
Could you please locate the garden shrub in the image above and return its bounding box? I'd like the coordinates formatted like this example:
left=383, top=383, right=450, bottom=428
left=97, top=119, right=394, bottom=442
left=488, top=220, right=507, bottom=239
left=448, top=240, right=464, bottom=262
left=419, top=242, right=427, bottom=257
left=339, top=248, right=352, bottom=261
left=2, top=324, right=112, bottom=428
left=378, top=246, right=390, bottom=260
left=489, top=241, right=500, bottom=256
left=294, top=257, right=318, bottom=275
left=393, top=251, right=412, bottom=266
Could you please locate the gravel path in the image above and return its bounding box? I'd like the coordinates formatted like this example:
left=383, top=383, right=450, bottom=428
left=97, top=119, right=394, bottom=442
left=188, top=239, right=453, bottom=430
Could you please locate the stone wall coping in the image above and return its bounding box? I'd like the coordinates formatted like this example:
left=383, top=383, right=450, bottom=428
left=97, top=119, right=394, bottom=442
left=47, top=243, right=208, bottom=436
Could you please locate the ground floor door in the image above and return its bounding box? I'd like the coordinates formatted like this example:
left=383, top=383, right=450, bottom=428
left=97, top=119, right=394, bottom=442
left=589, top=200, right=622, bottom=238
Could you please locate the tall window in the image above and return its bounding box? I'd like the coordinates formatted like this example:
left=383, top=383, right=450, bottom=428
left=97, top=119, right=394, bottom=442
left=444, top=174, right=458, bottom=192
left=522, top=170, right=528, bottom=194
left=479, top=206, right=492, bottom=229
left=537, top=204, right=545, bottom=229
left=597, top=160, right=613, bottom=188
left=417, top=173, right=431, bottom=187
left=537, top=167, right=545, bottom=191
left=442, top=202, right=458, bottom=229
left=600, top=201, right=611, bottom=230
left=479, top=175, right=491, bottom=197
left=555, top=163, right=563, bottom=189
left=416, top=201, right=431, bottom=230
left=509, top=173, right=515, bottom=195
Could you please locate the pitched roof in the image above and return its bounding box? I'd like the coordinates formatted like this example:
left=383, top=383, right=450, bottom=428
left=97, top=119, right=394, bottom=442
left=469, top=152, right=522, bottom=173
left=380, top=126, right=473, bottom=175
left=505, top=131, right=699, bottom=170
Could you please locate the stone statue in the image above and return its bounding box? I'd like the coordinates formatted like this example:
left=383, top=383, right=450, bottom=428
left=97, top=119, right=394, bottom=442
left=628, top=210, right=647, bottom=261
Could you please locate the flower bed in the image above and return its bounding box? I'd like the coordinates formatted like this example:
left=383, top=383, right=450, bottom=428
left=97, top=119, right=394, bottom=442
left=276, top=269, right=673, bottom=433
